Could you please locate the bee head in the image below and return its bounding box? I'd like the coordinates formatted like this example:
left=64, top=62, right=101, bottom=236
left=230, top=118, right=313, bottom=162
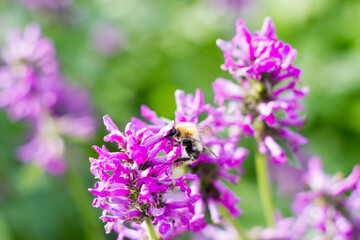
left=165, top=127, right=180, bottom=138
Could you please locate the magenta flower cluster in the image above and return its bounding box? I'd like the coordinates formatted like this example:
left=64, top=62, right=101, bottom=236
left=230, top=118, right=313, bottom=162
left=90, top=115, right=201, bottom=239
left=132, top=89, right=248, bottom=227
left=0, top=23, right=95, bottom=175
left=215, top=17, right=308, bottom=164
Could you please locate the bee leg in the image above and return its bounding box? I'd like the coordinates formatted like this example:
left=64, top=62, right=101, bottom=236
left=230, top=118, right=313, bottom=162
left=189, top=149, right=200, bottom=160
left=174, top=157, right=192, bottom=164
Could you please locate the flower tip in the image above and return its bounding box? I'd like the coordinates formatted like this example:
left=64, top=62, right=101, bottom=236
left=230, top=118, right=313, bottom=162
left=302, top=86, right=310, bottom=95
left=25, top=22, right=42, bottom=35
left=272, top=155, right=287, bottom=164
left=236, top=19, right=245, bottom=27
left=235, top=147, right=249, bottom=161
left=308, top=156, right=322, bottom=169
left=263, top=16, right=274, bottom=25
left=140, top=104, right=150, bottom=113
left=195, top=88, right=203, bottom=97
left=125, top=122, right=137, bottom=136
left=102, top=115, right=109, bottom=123
left=174, top=89, right=185, bottom=98
left=261, top=16, right=276, bottom=35
left=103, top=114, right=119, bottom=132
left=159, top=120, right=175, bottom=137
left=220, top=64, right=227, bottom=71
left=350, top=165, right=360, bottom=179
left=215, top=39, right=223, bottom=47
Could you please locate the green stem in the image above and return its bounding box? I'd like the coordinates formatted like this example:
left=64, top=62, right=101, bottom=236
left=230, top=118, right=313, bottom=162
left=255, top=148, right=275, bottom=227
left=146, top=219, right=158, bottom=240
left=218, top=204, right=246, bottom=240
left=66, top=159, right=106, bottom=240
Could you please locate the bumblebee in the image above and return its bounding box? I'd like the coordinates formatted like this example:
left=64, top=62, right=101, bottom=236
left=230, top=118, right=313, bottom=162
left=166, top=122, right=217, bottom=164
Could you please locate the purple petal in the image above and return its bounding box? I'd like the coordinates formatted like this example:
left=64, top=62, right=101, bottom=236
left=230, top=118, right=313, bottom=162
left=140, top=105, right=163, bottom=125
left=259, top=17, right=277, bottom=39
left=213, top=78, right=244, bottom=105
left=235, top=19, right=255, bottom=61
left=175, top=90, right=186, bottom=114
left=331, top=165, right=360, bottom=196
left=103, top=115, right=119, bottom=132
left=264, top=136, right=287, bottom=164
left=208, top=198, right=221, bottom=225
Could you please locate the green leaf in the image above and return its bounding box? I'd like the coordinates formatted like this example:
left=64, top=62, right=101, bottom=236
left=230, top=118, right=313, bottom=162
left=277, top=140, right=302, bottom=169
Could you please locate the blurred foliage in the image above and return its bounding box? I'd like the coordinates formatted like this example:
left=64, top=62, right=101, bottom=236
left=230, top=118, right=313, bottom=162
left=1, top=0, right=360, bottom=239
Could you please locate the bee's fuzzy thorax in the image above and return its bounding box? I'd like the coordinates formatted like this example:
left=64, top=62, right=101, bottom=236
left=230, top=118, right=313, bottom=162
left=175, top=122, right=199, bottom=138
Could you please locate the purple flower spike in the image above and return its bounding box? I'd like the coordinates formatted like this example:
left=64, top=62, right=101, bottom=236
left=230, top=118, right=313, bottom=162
left=193, top=220, right=239, bottom=240
left=132, top=89, right=248, bottom=229
left=90, top=22, right=125, bottom=56
left=89, top=115, right=200, bottom=238
left=215, top=17, right=308, bottom=164
left=0, top=23, right=96, bottom=175
left=0, top=23, right=60, bottom=121
left=17, top=134, right=66, bottom=175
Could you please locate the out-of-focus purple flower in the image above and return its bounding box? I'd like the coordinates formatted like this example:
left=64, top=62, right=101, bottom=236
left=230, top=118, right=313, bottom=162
left=262, top=157, right=360, bottom=239
left=132, top=89, right=248, bottom=229
left=89, top=115, right=201, bottom=238
left=0, top=23, right=96, bottom=175
left=215, top=17, right=308, bottom=164
left=17, top=114, right=66, bottom=175
left=18, top=0, right=73, bottom=11
left=193, top=220, right=239, bottom=240
left=90, top=22, right=125, bottom=56
left=300, top=157, right=360, bottom=200
left=346, top=183, right=360, bottom=232
left=51, top=82, right=96, bottom=137
left=260, top=212, right=304, bottom=240
left=207, top=0, right=247, bottom=10
left=17, top=102, right=95, bottom=175
left=0, top=23, right=60, bottom=120
left=268, top=151, right=311, bottom=196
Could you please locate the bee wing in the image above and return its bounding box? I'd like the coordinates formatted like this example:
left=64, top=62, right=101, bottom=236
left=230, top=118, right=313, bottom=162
left=189, top=135, right=218, bottom=158
left=202, top=143, right=218, bottom=158
left=197, top=125, right=214, bottom=138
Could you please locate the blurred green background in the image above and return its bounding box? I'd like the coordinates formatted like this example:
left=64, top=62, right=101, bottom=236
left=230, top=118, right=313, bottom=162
left=0, top=0, right=360, bottom=239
